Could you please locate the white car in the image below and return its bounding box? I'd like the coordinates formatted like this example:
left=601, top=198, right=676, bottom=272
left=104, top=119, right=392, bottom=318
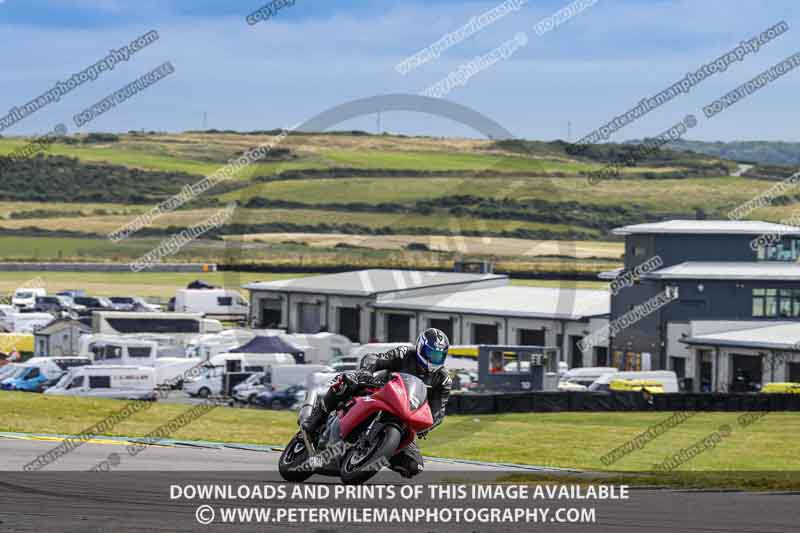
left=12, top=288, right=47, bottom=311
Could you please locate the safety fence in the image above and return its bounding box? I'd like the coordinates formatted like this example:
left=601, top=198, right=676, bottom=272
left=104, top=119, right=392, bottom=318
left=446, top=391, right=800, bottom=414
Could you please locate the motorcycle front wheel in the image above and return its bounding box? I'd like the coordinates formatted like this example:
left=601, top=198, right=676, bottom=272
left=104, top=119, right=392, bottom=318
left=340, top=424, right=401, bottom=485
left=278, top=432, right=314, bottom=482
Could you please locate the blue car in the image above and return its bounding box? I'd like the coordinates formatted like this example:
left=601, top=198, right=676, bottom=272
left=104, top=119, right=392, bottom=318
left=1, top=366, right=52, bottom=392
left=254, top=385, right=306, bottom=410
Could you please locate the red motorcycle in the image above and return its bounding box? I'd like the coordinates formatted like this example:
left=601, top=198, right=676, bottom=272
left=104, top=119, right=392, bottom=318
left=279, top=372, right=433, bottom=485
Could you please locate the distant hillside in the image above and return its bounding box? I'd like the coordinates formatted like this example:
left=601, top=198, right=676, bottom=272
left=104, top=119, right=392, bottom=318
left=664, top=139, right=800, bottom=167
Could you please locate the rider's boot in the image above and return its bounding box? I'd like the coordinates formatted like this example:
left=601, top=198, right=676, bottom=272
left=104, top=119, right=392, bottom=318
left=301, top=399, right=327, bottom=438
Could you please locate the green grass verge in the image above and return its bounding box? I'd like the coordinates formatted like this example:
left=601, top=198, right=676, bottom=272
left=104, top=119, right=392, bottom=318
left=0, top=271, right=309, bottom=299
left=1, top=393, right=797, bottom=485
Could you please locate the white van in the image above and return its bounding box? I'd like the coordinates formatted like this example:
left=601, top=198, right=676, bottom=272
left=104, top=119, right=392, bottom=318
left=184, top=352, right=295, bottom=398
left=174, top=289, right=249, bottom=321
left=45, top=366, right=156, bottom=400
left=12, top=288, right=47, bottom=311
left=588, top=370, right=679, bottom=393
left=558, top=367, right=619, bottom=391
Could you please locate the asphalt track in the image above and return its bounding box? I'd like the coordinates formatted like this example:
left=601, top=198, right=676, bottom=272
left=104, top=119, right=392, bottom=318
left=0, top=437, right=798, bottom=532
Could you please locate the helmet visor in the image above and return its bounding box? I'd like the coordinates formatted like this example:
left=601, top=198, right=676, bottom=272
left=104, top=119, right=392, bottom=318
left=424, top=346, right=447, bottom=366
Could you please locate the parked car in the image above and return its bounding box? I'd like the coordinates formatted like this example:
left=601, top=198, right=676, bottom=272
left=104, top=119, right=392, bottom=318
left=1, top=357, right=91, bottom=392
left=12, top=287, right=47, bottom=311
left=72, top=296, right=115, bottom=316
left=34, top=295, right=86, bottom=318
left=109, top=296, right=160, bottom=312
left=253, top=384, right=306, bottom=410
left=589, top=371, right=679, bottom=393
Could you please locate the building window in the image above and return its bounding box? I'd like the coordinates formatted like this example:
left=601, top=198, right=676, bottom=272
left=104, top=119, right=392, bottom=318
left=752, top=289, right=765, bottom=317
left=753, top=288, right=800, bottom=318
left=633, top=246, right=646, bottom=257
left=780, top=289, right=793, bottom=317
left=757, top=238, right=800, bottom=262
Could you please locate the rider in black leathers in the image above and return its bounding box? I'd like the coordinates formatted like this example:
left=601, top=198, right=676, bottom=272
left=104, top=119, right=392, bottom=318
left=302, top=328, right=452, bottom=478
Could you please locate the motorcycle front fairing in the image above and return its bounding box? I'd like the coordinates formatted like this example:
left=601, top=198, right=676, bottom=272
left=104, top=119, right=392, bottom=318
left=338, top=373, right=433, bottom=448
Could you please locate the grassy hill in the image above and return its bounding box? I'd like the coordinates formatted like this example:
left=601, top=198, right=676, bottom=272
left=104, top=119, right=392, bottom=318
left=0, top=131, right=796, bottom=274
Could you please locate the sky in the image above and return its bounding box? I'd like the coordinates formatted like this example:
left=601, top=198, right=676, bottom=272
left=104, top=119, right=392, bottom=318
left=0, top=0, right=798, bottom=142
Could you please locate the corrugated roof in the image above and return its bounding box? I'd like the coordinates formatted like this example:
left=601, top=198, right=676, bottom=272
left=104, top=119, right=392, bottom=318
left=683, top=322, right=800, bottom=351
left=612, top=220, right=800, bottom=236
left=373, top=286, right=610, bottom=320
left=644, top=261, right=800, bottom=281
left=242, top=269, right=508, bottom=297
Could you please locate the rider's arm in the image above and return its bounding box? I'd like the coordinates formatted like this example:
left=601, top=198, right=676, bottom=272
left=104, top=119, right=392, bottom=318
left=423, top=370, right=452, bottom=435
left=360, top=346, right=410, bottom=372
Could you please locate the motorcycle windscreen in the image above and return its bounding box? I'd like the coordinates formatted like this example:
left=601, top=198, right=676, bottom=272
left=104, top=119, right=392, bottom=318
left=398, top=373, right=427, bottom=411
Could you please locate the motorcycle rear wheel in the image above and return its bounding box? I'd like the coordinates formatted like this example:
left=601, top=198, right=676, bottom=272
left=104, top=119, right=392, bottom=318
left=340, top=424, right=401, bottom=485
left=278, top=432, right=314, bottom=482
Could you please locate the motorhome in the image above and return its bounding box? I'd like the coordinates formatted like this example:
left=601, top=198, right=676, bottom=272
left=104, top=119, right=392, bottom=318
left=0, top=356, right=91, bottom=392
left=80, top=335, right=202, bottom=387
left=92, top=312, right=223, bottom=336
left=174, top=289, right=249, bottom=322
left=11, top=287, right=47, bottom=311
left=45, top=366, right=156, bottom=400
left=2, top=312, right=55, bottom=333
left=558, top=367, right=619, bottom=391
left=184, top=353, right=295, bottom=398
left=588, top=370, right=679, bottom=393
left=233, top=364, right=333, bottom=403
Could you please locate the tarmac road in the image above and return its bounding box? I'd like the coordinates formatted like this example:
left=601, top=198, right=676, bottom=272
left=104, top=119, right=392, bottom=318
left=0, top=438, right=798, bottom=533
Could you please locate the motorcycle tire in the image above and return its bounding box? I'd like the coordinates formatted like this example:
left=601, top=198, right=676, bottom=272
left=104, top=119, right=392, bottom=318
left=278, top=432, right=314, bottom=482
left=340, top=424, right=401, bottom=485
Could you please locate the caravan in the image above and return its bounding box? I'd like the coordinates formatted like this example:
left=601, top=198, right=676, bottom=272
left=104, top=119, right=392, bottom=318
left=184, top=329, right=257, bottom=361
left=45, top=366, right=156, bottom=400
left=280, top=333, right=352, bottom=365
left=174, top=289, right=249, bottom=321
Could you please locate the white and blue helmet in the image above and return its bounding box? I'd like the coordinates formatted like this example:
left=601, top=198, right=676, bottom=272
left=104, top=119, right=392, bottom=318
left=415, top=328, right=449, bottom=371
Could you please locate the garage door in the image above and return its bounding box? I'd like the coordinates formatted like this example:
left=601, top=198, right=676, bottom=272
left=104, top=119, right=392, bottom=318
left=297, top=303, right=322, bottom=333
left=518, top=328, right=545, bottom=346
left=386, top=314, right=411, bottom=342
left=338, top=307, right=361, bottom=342
left=428, top=318, right=453, bottom=341
left=260, top=299, right=282, bottom=328
left=472, top=324, right=498, bottom=345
